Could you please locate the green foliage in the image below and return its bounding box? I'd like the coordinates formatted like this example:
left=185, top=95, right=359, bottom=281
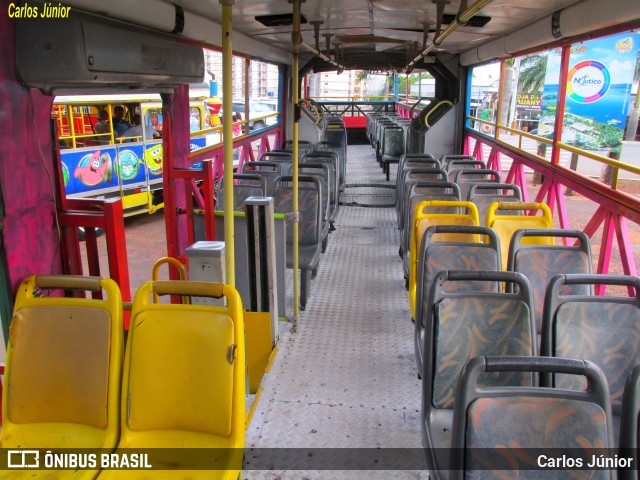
left=518, top=53, right=548, bottom=94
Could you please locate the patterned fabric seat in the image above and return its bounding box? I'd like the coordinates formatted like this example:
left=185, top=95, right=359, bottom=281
left=507, top=229, right=592, bottom=337
left=215, top=174, right=267, bottom=212
left=241, top=161, right=282, bottom=194
left=400, top=182, right=460, bottom=280
left=397, top=168, right=447, bottom=231
left=452, top=168, right=501, bottom=201
left=273, top=176, right=322, bottom=311
left=448, top=356, right=613, bottom=480
left=414, top=226, right=501, bottom=376
left=541, top=274, right=640, bottom=439
left=395, top=154, right=440, bottom=214
left=620, top=364, right=640, bottom=479
left=298, top=163, right=332, bottom=251
left=421, top=272, right=536, bottom=477
left=315, top=141, right=345, bottom=189
left=468, top=183, right=522, bottom=224
left=305, top=150, right=340, bottom=215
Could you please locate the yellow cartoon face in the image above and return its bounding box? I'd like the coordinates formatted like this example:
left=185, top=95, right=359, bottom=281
left=144, top=144, right=163, bottom=175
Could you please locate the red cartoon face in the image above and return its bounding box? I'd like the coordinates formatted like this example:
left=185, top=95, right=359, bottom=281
left=74, top=150, right=112, bottom=186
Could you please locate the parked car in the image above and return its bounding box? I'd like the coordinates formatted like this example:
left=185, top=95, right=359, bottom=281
left=222, top=100, right=278, bottom=131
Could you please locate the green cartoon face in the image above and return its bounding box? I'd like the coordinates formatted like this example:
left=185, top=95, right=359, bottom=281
left=116, top=150, right=140, bottom=181
left=61, top=162, right=69, bottom=186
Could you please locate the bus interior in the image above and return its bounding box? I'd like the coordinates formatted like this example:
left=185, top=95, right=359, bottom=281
left=2, top=0, right=640, bottom=478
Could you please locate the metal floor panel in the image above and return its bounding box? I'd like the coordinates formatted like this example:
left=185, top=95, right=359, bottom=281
left=245, top=145, right=425, bottom=479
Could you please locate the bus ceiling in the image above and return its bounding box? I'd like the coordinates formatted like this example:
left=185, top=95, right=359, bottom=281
left=13, top=1, right=640, bottom=96
left=48, top=0, right=640, bottom=74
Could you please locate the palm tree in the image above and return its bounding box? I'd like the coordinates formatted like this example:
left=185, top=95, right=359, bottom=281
left=517, top=53, right=548, bottom=94
left=625, top=49, right=640, bottom=141
left=499, top=59, right=515, bottom=127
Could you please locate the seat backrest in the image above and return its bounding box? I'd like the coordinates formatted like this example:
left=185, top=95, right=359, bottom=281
left=541, top=274, right=640, bottom=416
left=620, top=364, right=640, bottom=479
left=283, top=140, right=313, bottom=157
left=415, top=225, right=501, bottom=323
left=446, top=159, right=486, bottom=181
left=2, top=275, right=123, bottom=448
left=396, top=156, right=441, bottom=193
left=241, top=161, right=282, bottom=193
left=486, top=201, right=554, bottom=270
left=440, top=154, right=479, bottom=172
left=303, top=153, right=339, bottom=210
left=273, top=175, right=322, bottom=246
left=469, top=183, right=522, bottom=222
left=449, top=356, right=613, bottom=478
left=397, top=168, right=447, bottom=222
left=382, top=127, right=405, bottom=156
left=453, top=168, right=501, bottom=200
left=323, top=124, right=346, bottom=148
left=123, top=281, right=244, bottom=447
left=401, top=182, right=461, bottom=273
left=298, top=163, right=331, bottom=224
left=409, top=200, right=480, bottom=320
left=215, top=174, right=267, bottom=211
left=424, top=271, right=536, bottom=409
left=258, top=152, right=292, bottom=175
left=508, top=229, right=592, bottom=334
left=401, top=181, right=460, bottom=235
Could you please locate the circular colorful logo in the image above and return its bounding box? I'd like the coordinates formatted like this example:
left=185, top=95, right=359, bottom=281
left=116, top=150, right=140, bottom=181
left=567, top=60, right=610, bottom=104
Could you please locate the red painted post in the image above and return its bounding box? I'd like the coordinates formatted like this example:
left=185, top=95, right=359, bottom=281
left=595, top=214, right=615, bottom=295
left=551, top=46, right=571, bottom=166
left=102, top=198, right=131, bottom=326
left=614, top=215, right=638, bottom=295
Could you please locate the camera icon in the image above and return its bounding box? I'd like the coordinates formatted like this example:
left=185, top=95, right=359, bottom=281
left=7, top=450, right=40, bottom=469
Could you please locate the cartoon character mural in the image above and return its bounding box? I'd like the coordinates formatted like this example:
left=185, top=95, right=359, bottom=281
left=61, top=162, right=69, bottom=187
left=74, top=150, right=112, bottom=186
left=144, top=144, right=163, bottom=175
left=116, top=150, right=141, bottom=181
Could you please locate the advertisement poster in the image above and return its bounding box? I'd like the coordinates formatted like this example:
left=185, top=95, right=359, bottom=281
left=539, top=32, right=640, bottom=151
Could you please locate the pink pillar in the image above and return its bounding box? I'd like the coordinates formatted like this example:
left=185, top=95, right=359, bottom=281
left=0, top=15, right=62, bottom=293
left=463, top=135, right=471, bottom=156
left=472, top=140, right=484, bottom=162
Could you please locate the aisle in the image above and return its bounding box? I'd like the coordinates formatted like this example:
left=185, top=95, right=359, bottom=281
left=244, top=145, right=426, bottom=479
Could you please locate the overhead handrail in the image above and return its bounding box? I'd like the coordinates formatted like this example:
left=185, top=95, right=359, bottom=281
left=406, top=0, right=494, bottom=70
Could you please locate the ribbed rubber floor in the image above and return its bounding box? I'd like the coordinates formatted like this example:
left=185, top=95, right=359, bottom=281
left=245, top=145, right=427, bottom=479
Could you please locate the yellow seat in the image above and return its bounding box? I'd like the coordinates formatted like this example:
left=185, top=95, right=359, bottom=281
left=485, top=202, right=554, bottom=270
left=97, top=281, right=245, bottom=480
left=408, top=201, right=480, bottom=320
left=1, top=275, right=123, bottom=480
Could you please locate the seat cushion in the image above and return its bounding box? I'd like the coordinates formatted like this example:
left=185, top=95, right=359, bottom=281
left=8, top=306, right=111, bottom=428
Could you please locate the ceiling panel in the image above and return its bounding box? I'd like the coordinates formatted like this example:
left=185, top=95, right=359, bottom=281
left=69, top=0, right=589, bottom=69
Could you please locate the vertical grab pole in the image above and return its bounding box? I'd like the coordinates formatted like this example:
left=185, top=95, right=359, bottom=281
left=220, top=0, right=235, bottom=287
left=292, top=0, right=301, bottom=325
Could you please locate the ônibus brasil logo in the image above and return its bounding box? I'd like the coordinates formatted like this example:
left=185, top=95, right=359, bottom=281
left=567, top=60, right=610, bottom=104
